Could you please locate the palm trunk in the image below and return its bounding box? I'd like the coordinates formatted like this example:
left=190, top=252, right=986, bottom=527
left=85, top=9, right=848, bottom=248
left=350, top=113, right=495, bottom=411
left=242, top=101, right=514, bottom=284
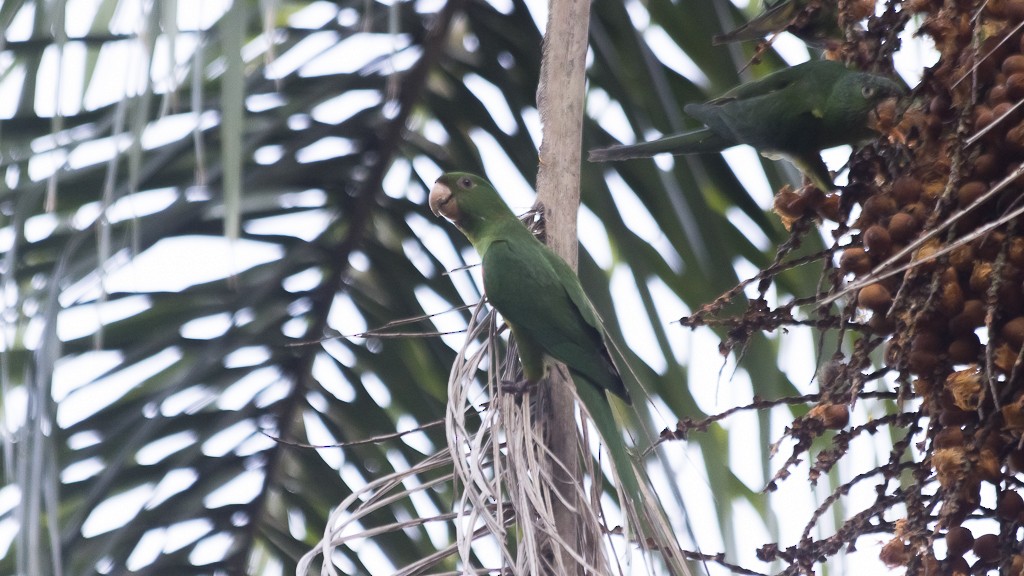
left=535, top=0, right=592, bottom=571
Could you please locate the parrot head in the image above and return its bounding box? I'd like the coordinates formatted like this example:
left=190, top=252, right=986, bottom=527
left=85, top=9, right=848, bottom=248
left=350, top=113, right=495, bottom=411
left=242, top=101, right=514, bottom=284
left=827, top=71, right=907, bottom=143
left=429, top=172, right=516, bottom=239
left=853, top=74, right=905, bottom=105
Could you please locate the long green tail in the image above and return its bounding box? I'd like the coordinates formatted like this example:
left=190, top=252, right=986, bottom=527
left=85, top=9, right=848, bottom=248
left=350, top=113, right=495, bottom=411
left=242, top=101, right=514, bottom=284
left=571, top=370, right=644, bottom=510
left=588, top=128, right=731, bottom=162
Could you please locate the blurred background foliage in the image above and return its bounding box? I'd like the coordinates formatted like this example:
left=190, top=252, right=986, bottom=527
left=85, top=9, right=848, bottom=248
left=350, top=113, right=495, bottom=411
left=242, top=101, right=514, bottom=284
left=0, top=0, right=890, bottom=573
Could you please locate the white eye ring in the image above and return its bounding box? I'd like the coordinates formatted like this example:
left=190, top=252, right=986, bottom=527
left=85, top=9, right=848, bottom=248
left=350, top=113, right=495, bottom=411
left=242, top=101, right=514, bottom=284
left=861, top=86, right=876, bottom=99
left=459, top=177, right=473, bottom=189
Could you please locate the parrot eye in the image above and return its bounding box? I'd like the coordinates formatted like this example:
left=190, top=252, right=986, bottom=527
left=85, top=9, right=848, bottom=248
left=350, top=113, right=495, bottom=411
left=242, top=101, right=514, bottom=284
left=861, top=86, right=876, bottom=99
left=458, top=177, right=473, bottom=189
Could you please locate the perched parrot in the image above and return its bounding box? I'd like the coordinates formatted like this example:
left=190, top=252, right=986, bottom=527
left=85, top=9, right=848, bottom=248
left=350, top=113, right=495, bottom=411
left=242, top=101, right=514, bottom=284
left=429, top=172, right=642, bottom=502
left=429, top=172, right=629, bottom=403
left=713, top=0, right=843, bottom=47
left=588, top=59, right=905, bottom=191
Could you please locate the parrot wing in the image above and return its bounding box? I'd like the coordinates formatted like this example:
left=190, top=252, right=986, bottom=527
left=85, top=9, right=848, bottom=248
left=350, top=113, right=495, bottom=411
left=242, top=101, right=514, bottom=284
left=682, top=61, right=852, bottom=159
left=710, top=59, right=842, bottom=103
left=482, top=236, right=630, bottom=403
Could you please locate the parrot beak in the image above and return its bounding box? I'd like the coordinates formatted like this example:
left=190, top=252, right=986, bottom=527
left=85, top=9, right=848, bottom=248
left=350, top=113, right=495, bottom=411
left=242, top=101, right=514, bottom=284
left=429, top=181, right=460, bottom=221
left=868, top=96, right=903, bottom=142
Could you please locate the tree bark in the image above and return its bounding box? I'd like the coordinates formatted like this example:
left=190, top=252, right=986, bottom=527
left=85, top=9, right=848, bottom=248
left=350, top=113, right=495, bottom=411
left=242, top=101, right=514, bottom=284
left=535, top=0, right=592, bottom=572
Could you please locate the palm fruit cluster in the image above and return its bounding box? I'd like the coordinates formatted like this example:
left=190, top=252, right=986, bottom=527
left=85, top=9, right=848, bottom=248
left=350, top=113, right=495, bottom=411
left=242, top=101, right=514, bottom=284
left=820, top=0, right=1024, bottom=572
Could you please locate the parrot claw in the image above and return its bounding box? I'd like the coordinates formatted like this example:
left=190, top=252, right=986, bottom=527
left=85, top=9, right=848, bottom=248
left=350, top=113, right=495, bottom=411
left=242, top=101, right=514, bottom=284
left=500, top=379, right=537, bottom=400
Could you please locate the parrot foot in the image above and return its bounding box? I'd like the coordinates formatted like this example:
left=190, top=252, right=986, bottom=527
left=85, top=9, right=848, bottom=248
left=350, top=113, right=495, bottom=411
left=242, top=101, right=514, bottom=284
left=500, top=379, right=537, bottom=400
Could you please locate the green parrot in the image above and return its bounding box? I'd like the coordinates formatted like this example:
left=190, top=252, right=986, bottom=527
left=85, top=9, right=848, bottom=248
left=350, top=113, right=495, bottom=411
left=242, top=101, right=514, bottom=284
left=429, top=172, right=630, bottom=403
left=588, top=59, right=905, bottom=191
left=713, top=0, right=843, bottom=47
left=429, top=172, right=643, bottom=502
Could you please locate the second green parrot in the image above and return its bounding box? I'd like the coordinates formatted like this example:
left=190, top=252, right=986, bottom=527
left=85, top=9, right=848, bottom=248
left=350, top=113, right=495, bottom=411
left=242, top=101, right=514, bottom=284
left=588, top=59, right=905, bottom=191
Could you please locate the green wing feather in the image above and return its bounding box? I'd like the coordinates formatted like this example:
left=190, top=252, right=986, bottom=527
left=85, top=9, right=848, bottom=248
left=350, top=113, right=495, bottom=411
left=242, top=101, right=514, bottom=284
left=712, top=58, right=835, bottom=102
left=482, top=236, right=630, bottom=403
